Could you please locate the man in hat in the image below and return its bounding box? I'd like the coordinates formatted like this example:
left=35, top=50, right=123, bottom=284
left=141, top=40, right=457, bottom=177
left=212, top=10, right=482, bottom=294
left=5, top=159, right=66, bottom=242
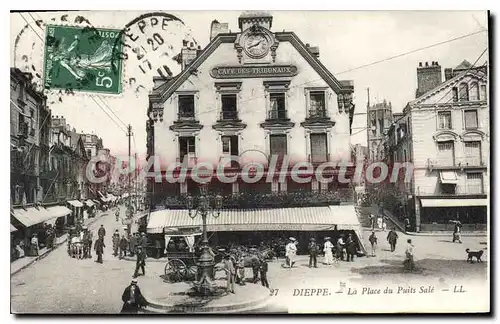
left=336, top=235, right=345, bottom=261
left=120, top=278, right=148, bottom=314
left=259, top=254, right=270, bottom=289
left=223, top=254, right=236, bottom=294
left=119, top=234, right=129, bottom=259
left=368, top=231, right=378, bottom=257
left=112, top=229, right=120, bottom=257
left=308, top=238, right=319, bottom=268
left=323, top=237, right=334, bottom=265
left=133, top=246, right=147, bottom=278
left=139, top=232, right=148, bottom=249
left=387, top=228, right=399, bottom=252
left=129, top=232, right=137, bottom=257
left=94, top=236, right=105, bottom=263
left=285, top=237, right=297, bottom=268
left=98, top=225, right=106, bottom=239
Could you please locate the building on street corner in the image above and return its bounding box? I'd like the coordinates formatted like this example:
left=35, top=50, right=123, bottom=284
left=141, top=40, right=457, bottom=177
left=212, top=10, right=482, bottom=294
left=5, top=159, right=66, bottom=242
left=387, top=60, right=489, bottom=232
left=145, top=11, right=366, bottom=255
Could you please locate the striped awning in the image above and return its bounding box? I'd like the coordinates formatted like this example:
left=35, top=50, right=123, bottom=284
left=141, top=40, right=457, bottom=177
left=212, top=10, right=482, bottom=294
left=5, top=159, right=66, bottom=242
left=46, top=206, right=72, bottom=218
left=68, top=200, right=84, bottom=208
left=421, top=198, right=488, bottom=208
left=11, top=224, right=18, bottom=232
left=147, top=205, right=361, bottom=233
left=11, top=206, right=61, bottom=227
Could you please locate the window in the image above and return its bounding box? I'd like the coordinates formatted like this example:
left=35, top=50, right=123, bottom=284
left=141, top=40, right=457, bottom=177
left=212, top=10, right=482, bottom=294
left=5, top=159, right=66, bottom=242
left=178, top=95, right=195, bottom=119
left=179, top=137, right=196, bottom=162
left=470, top=82, right=479, bottom=101
left=438, top=111, right=452, bottom=129
left=86, top=135, right=91, bottom=143
left=466, top=173, right=483, bottom=194
left=452, top=87, right=458, bottom=102
left=221, top=94, right=237, bottom=120
left=269, top=134, right=287, bottom=159
left=379, top=118, right=384, bottom=135
left=310, top=133, right=328, bottom=163
left=437, top=141, right=454, bottom=165
left=221, top=135, right=238, bottom=156
left=309, top=91, right=326, bottom=118
left=480, top=85, right=487, bottom=101
left=30, top=109, right=35, bottom=132
left=464, top=110, right=478, bottom=129
left=269, top=93, right=287, bottom=119
left=18, top=114, right=25, bottom=135
left=459, top=83, right=469, bottom=101
left=464, top=141, right=481, bottom=166
left=371, top=119, right=377, bottom=136
left=86, top=149, right=92, bottom=157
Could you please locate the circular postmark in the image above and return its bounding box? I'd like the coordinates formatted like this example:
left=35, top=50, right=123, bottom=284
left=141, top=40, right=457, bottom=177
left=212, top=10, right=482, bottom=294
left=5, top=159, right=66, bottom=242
left=110, top=12, right=198, bottom=96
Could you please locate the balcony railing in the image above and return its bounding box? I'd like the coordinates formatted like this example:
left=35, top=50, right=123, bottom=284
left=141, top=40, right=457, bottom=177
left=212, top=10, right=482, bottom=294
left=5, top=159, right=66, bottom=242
left=159, top=188, right=355, bottom=209
left=267, top=109, right=289, bottom=120
left=177, top=111, right=196, bottom=120
left=308, top=153, right=330, bottom=164
left=417, top=185, right=485, bottom=196
left=427, top=157, right=486, bottom=169
left=219, top=110, right=239, bottom=121
left=306, top=107, right=329, bottom=120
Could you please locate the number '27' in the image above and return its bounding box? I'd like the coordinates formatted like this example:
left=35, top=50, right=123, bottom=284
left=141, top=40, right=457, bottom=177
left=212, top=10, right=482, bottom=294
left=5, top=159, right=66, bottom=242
left=270, top=289, right=279, bottom=296
left=96, top=71, right=113, bottom=88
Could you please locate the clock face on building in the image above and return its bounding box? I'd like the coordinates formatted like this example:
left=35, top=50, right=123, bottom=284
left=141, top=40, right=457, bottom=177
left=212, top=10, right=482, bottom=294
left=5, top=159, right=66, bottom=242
left=243, top=34, right=270, bottom=58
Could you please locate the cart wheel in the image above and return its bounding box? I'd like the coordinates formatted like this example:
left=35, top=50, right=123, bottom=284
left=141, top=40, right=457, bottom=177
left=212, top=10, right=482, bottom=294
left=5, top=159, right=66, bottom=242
left=164, top=259, right=187, bottom=282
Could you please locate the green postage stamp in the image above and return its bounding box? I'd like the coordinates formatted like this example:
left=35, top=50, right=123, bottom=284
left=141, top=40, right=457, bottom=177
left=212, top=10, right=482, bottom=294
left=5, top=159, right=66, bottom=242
left=43, top=25, right=123, bottom=95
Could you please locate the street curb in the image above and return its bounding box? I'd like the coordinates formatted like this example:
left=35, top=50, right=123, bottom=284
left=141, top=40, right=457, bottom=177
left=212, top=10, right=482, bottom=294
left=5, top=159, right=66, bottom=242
left=10, top=213, right=107, bottom=276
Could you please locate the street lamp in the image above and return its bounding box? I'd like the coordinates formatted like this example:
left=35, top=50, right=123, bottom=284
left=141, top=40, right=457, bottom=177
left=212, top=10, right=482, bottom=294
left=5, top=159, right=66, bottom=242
left=186, top=185, right=223, bottom=296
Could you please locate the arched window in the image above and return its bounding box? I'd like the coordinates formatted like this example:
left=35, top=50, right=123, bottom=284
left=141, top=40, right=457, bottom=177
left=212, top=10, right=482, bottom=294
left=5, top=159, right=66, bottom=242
left=469, top=82, right=479, bottom=101
left=459, top=83, right=469, bottom=102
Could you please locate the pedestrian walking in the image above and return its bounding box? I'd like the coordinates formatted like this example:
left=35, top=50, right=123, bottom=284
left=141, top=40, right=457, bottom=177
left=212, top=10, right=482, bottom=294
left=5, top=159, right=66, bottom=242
left=345, top=234, right=356, bottom=262
left=259, top=256, right=270, bottom=289
left=403, top=239, right=415, bottom=271
left=285, top=237, right=297, bottom=268
left=404, top=217, right=410, bottom=232
left=133, top=246, right=146, bottom=277
left=223, top=254, right=235, bottom=294
left=139, top=232, right=148, bottom=249
left=129, top=233, right=137, bottom=257
left=336, top=235, right=345, bottom=261
left=368, top=231, right=378, bottom=257
left=369, top=214, right=375, bottom=231
left=115, top=208, right=120, bottom=222
left=452, top=221, right=463, bottom=243
left=94, top=237, right=105, bottom=263
left=112, top=230, right=120, bottom=257
left=98, top=225, right=106, bottom=239
left=382, top=217, right=388, bottom=232
left=323, top=237, right=334, bottom=265
left=120, top=278, right=148, bottom=314
left=30, top=234, right=39, bottom=256
left=387, top=228, right=398, bottom=252
left=308, top=238, right=319, bottom=268
left=251, top=255, right=260, bottom=283
left=119, top=234, right=129, bottom=259
left=235, top=254, right=246, bottom=285
left=377, top=216, right=383, bottom=230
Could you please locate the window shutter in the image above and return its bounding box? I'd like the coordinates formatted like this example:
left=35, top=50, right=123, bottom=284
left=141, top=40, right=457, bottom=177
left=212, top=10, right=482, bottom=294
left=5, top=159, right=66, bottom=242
left=310, top=134, right=328, bottom=162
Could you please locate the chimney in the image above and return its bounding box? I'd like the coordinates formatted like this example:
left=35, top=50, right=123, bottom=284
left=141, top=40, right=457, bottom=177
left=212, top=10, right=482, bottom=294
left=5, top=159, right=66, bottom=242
left=416, top=61, right=442, bottom=98
left=444, top=68, right=453, bottom=81
left=210, top=20, right=229, bottom=41
left=180, top=39, right=197, bottom=70
left=309, top=46, right=320, bottom=59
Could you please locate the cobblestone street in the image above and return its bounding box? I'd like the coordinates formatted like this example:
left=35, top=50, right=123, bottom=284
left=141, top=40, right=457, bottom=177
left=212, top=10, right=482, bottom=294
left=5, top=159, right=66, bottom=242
left=10, top=208, right=488, bottom=314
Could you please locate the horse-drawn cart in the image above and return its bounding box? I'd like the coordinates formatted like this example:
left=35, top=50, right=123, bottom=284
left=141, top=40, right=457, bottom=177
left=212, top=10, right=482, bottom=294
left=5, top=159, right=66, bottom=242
left=162, top=229, right=202, bottom=282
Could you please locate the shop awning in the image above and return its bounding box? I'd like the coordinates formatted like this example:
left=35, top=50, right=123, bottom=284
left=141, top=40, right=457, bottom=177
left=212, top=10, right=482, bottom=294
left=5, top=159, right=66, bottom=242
left=147, top=205, right=362, bottom=233
left=421, top=198, right=489, bottom=208
left=85, top=200, right=95, bottom=207
left=12, top=206, right=60, bottom=228
left=46, top=206, right=72, bottom=218
left=11, top=224, right=18, bottom=232
left=439, top=171, right=458, bottom=184
left=68, top=200, right=84, bottom=208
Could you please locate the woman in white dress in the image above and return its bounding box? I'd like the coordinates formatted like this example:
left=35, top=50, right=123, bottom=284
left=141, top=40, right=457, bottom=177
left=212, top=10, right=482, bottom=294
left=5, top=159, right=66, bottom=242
left=285, top=237, right=298, bottom=268
left=323, top=237, right=334, bottom=265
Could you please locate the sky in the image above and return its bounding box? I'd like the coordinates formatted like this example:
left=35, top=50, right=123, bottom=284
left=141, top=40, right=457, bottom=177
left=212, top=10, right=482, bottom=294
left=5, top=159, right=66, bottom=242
left=10, top=11, right=489, bottom=158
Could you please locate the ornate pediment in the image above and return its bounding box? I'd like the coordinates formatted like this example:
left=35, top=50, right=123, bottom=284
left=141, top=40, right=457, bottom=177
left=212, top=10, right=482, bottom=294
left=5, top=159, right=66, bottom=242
left=212, top=120, right=247, bottom=132
left=260, top=120, right=294, bottom=131
left=433, top=130, right=459, bottom=142
left=169, top=122, right=203, bottom=133
left=301, top=119, right=335, bottom=130
left=461, top=130, right=485, bottom=141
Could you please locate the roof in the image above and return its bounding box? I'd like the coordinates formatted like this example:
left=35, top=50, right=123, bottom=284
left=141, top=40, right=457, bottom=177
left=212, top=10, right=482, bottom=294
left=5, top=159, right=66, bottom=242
left=150, top=31, right=353, bottom=103
left=455, top=60, right=472, bottom=70
left=410, top=67, right=487, bottom=106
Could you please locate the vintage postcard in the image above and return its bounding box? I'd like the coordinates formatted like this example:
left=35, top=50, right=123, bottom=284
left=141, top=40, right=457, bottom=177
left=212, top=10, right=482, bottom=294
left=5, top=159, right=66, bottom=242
left=10, top=10, right=490, bottom=314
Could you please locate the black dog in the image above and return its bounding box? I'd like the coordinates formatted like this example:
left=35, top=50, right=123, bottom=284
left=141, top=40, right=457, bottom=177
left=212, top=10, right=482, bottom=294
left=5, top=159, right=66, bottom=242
left=466, top=249, right=484, bottom=263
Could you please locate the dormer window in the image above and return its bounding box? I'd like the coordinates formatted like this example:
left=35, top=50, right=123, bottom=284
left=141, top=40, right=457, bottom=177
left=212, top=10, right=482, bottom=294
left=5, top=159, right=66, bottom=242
left=459, top=83, right=469, bottom=102
left=309, top=91, right=327, bottom=118
left=178, top=95, right=195, bottom=119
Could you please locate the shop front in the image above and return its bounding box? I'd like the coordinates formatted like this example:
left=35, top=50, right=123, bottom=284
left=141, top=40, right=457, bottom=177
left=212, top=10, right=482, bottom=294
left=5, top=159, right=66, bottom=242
left=147, top=205, right=367, bottom=256
left=419, top=198, right=488, bottom=231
